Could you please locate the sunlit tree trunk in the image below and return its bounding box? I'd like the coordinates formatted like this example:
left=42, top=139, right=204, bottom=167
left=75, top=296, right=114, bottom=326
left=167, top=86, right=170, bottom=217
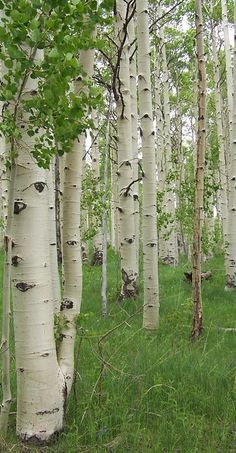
left=115, top=0, right=138, bottom=298
left=137, top=0, right=159, bottom=329
left=191, top=0, right=206, bottom=340
left=12, top=52, right=65, bottom=441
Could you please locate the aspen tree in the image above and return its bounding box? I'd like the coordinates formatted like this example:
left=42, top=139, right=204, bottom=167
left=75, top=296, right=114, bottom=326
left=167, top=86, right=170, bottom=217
left=47, top=162, right=61, bottom=313
left=12, top=51, right=65, bottom=441
left=110, top=144, right=119, bottom=252
left=225, top=0, right=236, bottom=289
left=137, top=0, right=159, bottom=329
left=91, top=110, right=103, bottom=265
left=115, top=0, right=138, bottom=298
left=211, top=17, right=228, bottom=246
left=160, top=27, right=178, bottom=266
left=191, top=0, right=207, bottom=339
left=129, top=17, right=140, bottom=275
left=0, top=163, right=16, bottom=434
left=58, top=45, right=96, bottom=392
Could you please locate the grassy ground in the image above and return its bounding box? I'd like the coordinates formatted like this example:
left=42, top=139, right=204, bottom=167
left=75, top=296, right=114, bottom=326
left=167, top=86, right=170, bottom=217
left=1, top=249, right=236, bottom=452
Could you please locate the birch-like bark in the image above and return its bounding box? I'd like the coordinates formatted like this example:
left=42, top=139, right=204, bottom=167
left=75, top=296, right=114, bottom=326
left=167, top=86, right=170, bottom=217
left=110, top=146, right=119, bottom=252
left=81, top=143, right=89, bottom=264
left=129, top=17, right=140, bottom=276
left=58, top=45, right=95, bottom=392
left=221, top=0, right=234, bottom=157
left=115, top=0, right=138, bottom=298
left=191, top=0, right=206, bottom=340
left=154, top=43, right=166, bottom=259
left=0, top=163, right=16, bottom=435
left=91, top=110, right=103, bottom=265
left=211, top=20, right=228, bottom=246
left=47, top=161, right=61, bottom=313
left=101, top=100, right=111, bottom=317
left=225, top=1, right=236, bottom=289
left=137, top=0, right=159, bottom=329
left=12, top=56, right=65, bottom=440
left=160, top=27, right=178, bottom=266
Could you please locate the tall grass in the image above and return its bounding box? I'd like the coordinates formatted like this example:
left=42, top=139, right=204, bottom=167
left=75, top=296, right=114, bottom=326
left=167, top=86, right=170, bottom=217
left=1, top=249, right=236, bottom=452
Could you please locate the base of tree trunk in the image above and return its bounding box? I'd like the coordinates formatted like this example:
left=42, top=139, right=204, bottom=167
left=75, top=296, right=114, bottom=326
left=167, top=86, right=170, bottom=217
left=191, top=321, right=203, bottom=341
left=91, top=249, right=103, bottom=266
left=119, top=288, right=138, bottom=300
left=18, top=428, right=63, bottom=445
left=225, top=275, right=236, bottom=291
left=161, top=256, right=177, bottom=266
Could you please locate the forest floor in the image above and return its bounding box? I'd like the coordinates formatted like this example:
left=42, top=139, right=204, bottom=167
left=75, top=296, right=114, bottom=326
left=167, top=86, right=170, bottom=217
left=1, top=250, right=236, bottom=452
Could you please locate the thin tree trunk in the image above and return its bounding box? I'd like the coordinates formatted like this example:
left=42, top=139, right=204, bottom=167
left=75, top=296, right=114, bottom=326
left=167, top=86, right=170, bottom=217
left=115, top=0, right=138, bottom=299
left=101, top=99, right=111, bottom=317
left=137, top=0, right=159, bottom=330
left=191, top=0, right=207, bottom=340
left=91, top=110, right=103, bottom=265
left=58, top=44, right=96, bottom=393
left=47, top=161, right=61, bottom=313
left=160, top=25, right=178, bottom=266
left=225, top=0, right=236, bottom=289
left=0, top=163, right=16, bottom=435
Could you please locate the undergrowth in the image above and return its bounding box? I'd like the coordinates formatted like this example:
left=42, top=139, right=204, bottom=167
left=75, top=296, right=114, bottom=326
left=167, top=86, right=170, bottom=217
left=1, top=249, right=236, bottom=452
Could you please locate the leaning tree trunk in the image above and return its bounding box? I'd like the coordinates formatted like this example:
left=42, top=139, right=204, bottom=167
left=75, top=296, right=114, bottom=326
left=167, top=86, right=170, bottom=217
left=225, top=1, right=236, bottom=289
left=137, top=0, right=159, bottom=330
left=115, top=0, right=138, bottom=298
left=191, top=0, right=207, bottom=340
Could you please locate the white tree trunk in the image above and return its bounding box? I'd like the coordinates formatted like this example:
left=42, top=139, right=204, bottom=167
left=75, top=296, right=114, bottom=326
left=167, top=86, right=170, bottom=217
left=225, top=1, right=236, bottom=289
left=47, top=161, right=61, bottom=313
left=137, top=0, right=159, bottom=329
left=11, top=50, right=64, bottom=442
left=115, top=0, right=138, bottom=298
left=58, top=45, right=95, bottom=391
left=91, top=109, right=103, bottom=265
left=160, top=28, right=178, bottom=266
left=129, top=17, right=140, bottom=276
left=211, top=21, right=228, bottom=246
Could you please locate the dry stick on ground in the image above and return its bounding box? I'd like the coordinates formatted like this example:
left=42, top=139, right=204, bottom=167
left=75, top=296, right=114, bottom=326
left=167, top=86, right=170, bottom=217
left=80, top=306, right=143, bottom=424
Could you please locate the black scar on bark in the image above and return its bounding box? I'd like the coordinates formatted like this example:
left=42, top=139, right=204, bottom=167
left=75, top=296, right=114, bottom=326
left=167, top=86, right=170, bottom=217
left=14, top=201, right=27, bottom=214
left=60, top=299, right=73, bottom=311
left=66, top=240, right=78, bottom=246
left=34, top=181, right=46, bottom=192
left=19, top=368, right=24, bottom=372
left=12, top=255, right=22, bottom=266
left=36, top=407, right=59, bottom=416
left=16, top=282, right=36, bottom=292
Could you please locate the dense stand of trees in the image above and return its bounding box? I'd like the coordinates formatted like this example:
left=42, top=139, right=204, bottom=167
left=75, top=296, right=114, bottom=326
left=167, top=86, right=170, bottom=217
left=0, top=0, right=235, bottom=444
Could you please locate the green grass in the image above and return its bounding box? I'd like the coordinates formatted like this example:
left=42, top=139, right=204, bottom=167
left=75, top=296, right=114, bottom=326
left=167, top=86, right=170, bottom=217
left=1, top=249, right=236, bottom=452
